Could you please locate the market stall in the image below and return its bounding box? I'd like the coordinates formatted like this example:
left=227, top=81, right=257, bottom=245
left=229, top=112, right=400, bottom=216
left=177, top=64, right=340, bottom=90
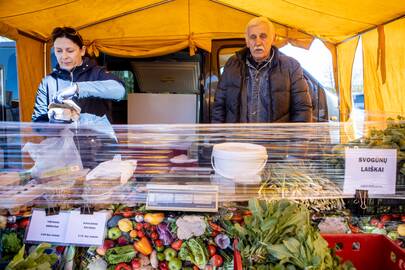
left=0, top=118, right=404, bottom=269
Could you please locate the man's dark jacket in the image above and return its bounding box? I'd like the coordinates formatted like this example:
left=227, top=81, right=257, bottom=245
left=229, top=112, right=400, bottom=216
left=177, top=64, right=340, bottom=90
left=212, top=46, right=313, bottom=123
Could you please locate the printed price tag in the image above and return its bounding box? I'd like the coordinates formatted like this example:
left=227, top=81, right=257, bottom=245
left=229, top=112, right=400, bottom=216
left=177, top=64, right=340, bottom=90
left=65, top=210, right=108, bottom=246
left=344, top=148, right=397, bottom=195
left=25, top=209, right=108, bottom=246
left=146, top=184, right=218, bottom=212
left=25, top=209, right=69, bottom=244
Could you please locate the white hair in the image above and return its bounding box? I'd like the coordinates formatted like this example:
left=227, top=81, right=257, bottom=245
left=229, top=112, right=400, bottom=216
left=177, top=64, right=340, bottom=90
left=245, top=16, right=276, bottom=39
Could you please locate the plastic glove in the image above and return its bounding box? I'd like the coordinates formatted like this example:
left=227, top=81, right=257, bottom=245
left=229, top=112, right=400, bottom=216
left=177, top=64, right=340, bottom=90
left=53, top=84, right=78, bottom=103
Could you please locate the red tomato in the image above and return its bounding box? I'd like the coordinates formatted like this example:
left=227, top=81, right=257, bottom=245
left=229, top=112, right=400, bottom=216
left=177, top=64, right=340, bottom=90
left=207, top=245, right=217, bottom=256
left=211, top=230, right=219, bottom=237
left=370, top=218, right=379, bottom=226
left=377, top=222, right=385, bottom=229
left=137, top=230, right=145, bottom=238
left=170, top=239, right=183, bottom=251
left=159, top=261, right=168, bottom=270
left=131, top=259, right=141, bottom=269
left=210, top=254, right=223, bottom=267
left=122, top=208, right=134, bottom=218
left=150, top=232, right=158, bottom=240
left=115, top=262, right=131, bottom=270
left=135, top=223, right=143, bottom=231
left=155, top=239, right=164, bottom=247
left=380, top=214, right=391, bottom=222
left=143, top=223, right=151, bottom=230
left=401, top=215, right=405, bottom=223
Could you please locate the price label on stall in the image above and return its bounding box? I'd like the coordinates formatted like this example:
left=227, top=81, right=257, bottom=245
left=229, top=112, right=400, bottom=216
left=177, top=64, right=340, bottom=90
left=25, top=209, right=69, bottom=244
left=344, top=148, right=397, bottom=195
left=146, top=184, right=219, bottom=212
left=25, top=209, right=107, bottom=246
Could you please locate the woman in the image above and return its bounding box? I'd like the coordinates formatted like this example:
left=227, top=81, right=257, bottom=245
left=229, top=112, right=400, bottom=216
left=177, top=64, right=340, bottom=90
left=31, top=27, right=125, bottom=168
left=32, top=26, right=125, bottom=122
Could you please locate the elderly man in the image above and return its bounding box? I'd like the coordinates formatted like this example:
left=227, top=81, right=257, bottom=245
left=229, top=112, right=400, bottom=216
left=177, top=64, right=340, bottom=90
left=212, top=17, right=313, bottom=123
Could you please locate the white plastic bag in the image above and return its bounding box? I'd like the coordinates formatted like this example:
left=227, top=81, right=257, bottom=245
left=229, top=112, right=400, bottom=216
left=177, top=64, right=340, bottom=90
left=22, top=129, right=83, bottom=178
left=86, top=155, right=137, bottom=184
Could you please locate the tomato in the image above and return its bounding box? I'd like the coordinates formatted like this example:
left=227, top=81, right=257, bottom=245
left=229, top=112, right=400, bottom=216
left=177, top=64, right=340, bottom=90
left=115, top=262, right=131, bottom=270
left=370, top=218, right=379, bottom=226
left=380, top=214, right=391, bottom=222
left=122, top=208, right=134, bottom=218
left=401, top=215, right=405, bottom=223
left=159, top=261, right=168, bottom=270
left=135, top=223, right=143, bottom=231
left=207, top=245, right=217, bottom=256
left=155, top=239, right=164, bottom=247
left=208, top=221, right=222, bottom=232
left=143, top=222, right=151, bottom=230
left=131, top=259, right=141, bottom=269
left=210, top=254, right=223, bottom=267
left=171, top=240, right=183, bottom=251
left=150, top=231, right=159, bottom=240
left=18, top=218, right=30, bottom=229
left=211, top=230, right=219, bottom=237
left=377, top=222, right=385, bottom=229
left=137, top=230, right=145, bottom=238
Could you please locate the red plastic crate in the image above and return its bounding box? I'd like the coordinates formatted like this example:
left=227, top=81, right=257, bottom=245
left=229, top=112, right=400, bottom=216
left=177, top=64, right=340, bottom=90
left=322, top=234, right=405, bottom=270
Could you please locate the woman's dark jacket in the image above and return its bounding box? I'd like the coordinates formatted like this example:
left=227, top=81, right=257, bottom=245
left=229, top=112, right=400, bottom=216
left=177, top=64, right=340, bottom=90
left=32, top=57, right=125, bottom=122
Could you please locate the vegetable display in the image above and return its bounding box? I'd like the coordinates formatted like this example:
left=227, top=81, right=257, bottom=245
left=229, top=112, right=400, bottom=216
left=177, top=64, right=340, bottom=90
left=232, top=199, right=355, bottom=269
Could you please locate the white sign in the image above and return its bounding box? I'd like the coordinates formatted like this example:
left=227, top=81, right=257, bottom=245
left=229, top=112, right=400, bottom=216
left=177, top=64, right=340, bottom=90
left=344, top=148, right=397, bottom=195
left=25, top=209, right=69, bottom=244
left=25, top=209, right=108, bottom=246
left=65, top=210, right=107, bottom=246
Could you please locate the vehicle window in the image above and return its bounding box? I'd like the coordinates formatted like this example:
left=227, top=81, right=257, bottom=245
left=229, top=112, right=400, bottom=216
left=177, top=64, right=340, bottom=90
left=218, top=47, right=243, bottom=75
left=110, top=70, right=134, bottom=99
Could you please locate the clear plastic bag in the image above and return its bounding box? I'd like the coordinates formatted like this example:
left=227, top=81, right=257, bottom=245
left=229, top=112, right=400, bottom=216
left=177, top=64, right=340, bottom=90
left=22, top=128, right=83, bottom=179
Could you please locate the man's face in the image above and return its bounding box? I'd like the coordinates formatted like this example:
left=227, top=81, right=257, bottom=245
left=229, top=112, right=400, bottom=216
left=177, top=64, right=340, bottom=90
left=246, top=22, right=274, bottom=62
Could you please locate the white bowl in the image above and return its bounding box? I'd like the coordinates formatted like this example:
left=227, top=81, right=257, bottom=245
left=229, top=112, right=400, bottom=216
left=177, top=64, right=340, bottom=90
left=211, top=142, right=268, bottom=181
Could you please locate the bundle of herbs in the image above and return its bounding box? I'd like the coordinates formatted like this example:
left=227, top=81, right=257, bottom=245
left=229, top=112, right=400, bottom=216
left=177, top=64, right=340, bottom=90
left=232, top=199, right=354, bottom=270
left=259, top=164, right=345, bottom=212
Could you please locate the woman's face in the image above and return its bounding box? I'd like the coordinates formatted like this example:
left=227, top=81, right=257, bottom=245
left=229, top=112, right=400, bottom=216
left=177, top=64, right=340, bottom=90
left=54, top=37, right=85, bottom=71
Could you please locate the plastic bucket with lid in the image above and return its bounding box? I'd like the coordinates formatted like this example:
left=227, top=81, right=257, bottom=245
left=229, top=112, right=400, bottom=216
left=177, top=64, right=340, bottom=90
left=211, top=142, right=268, bottom=182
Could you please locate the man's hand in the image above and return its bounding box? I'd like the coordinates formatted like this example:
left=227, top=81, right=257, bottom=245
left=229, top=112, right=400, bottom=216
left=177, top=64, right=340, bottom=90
left=53, top=84, right=78, bottom=103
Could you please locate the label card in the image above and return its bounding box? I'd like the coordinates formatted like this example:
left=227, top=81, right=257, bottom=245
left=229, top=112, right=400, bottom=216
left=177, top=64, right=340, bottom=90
left=146, top=184, right=218, bottom=212
left=25, top=209, right=108, bottom=246
left=344, top=148, right=397, bottom=195
left=25, top=209, right=69, bottom=244
left=65, top=210, right=108, bottom=246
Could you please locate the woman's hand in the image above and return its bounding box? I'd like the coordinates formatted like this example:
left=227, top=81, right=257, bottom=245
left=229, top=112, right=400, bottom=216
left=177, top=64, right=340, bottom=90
left=53, top=83, right=78, bottom=103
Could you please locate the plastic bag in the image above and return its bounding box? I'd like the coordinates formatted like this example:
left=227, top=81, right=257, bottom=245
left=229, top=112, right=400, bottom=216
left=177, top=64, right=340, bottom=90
left=22, top=128, right=83, bottom=178
left=86, top=155, right=137, bottom=185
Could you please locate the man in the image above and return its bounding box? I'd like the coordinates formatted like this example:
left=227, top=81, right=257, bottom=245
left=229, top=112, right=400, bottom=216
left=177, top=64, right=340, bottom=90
left=212, top=17, right=312, bottom=123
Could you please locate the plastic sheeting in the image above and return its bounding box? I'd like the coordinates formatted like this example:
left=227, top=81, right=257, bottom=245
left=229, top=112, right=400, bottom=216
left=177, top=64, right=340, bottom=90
left=0, top=120, right=404, bottom=209
left=1, top=0, right=405, bottom=121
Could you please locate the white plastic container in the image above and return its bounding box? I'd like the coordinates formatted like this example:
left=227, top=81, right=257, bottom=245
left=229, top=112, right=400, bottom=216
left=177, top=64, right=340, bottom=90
left=211, top=142, right=268, bottom=184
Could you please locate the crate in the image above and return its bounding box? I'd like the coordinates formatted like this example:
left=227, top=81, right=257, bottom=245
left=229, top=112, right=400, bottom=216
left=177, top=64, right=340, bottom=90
left=322, top=234, right=405, bottom=270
